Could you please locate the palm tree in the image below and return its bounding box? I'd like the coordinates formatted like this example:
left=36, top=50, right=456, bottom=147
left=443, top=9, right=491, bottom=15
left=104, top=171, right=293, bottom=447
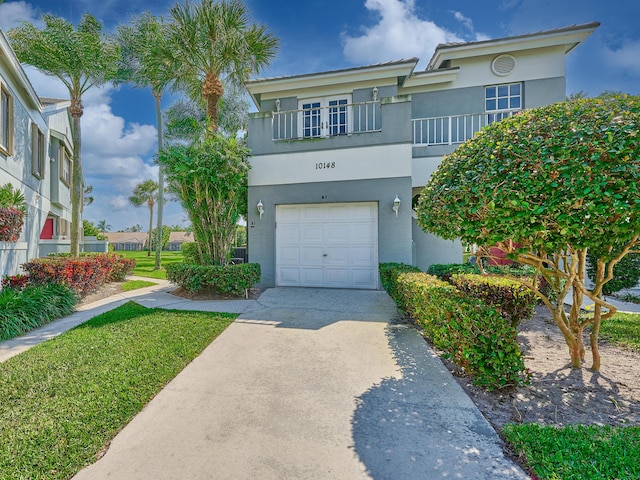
left=168, top=0, right=278, bottom=134
left=117, top=13, right=174, bottom=270
left=129, top=180, right=158, bottom=256
left=9, top=15, right=120, bottom=256
left=97, top=220, right=111, bottom=235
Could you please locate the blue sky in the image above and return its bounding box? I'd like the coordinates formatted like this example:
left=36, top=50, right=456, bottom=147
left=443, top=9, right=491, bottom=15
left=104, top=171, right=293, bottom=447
left=0, top=0, right=639, bottom=231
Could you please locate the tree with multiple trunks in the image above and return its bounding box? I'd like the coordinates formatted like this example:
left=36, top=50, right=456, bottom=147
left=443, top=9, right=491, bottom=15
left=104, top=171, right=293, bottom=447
left=416, top=93, right=640, bottom=370
left=9, top=14, right=120, bottom=256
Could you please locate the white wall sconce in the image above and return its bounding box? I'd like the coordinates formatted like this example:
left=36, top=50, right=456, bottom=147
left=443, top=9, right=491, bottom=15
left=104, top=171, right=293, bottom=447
left=392, top=195, right=401, bottom=217
left=372, top=86, right=378, bottom=101
left=275, top=98, right=281, bottom=112
left=257, top=200, right=264, bottom=219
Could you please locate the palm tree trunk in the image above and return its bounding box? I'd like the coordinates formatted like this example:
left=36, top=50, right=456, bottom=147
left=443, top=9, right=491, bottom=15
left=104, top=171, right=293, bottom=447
left=202, top=72, right=224, bottom=135
left=70, top=97, right=83, bottom=257
left=147, top=198, right=154, bottom=257
left=154, top=92, right=164, bottom=269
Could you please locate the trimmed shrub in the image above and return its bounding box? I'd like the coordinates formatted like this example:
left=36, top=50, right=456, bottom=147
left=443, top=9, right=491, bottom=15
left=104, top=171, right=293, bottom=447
left=426, top=263, right=479, bottom=282
left=381, top=267, right=528, bottom=389
left=379, top=263, right=421, bottom=306
left=181, top=241, right=203, bottom=265
left=23, top=253, right=135, bottom=296
left=167, top=262, right=261, bottom=296
left=0, top=284, right=77, bottom=341
left=450, top=273, right=537, bottom=327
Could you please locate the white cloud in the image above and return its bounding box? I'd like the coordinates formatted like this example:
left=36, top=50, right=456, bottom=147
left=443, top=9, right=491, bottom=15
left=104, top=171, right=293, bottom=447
left=342, top=0, right=462, bottom=68
left=82, top=104, right=157, bottom=157
left=109, top=195, right=129, bottom=210
left=0, top=1, right=42, bottom=31
left=602, top=39, right=640, bottom=76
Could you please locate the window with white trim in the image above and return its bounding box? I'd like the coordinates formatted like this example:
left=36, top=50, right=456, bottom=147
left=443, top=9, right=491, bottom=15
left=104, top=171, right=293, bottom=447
left=31, top=123, right=45, bottom=179
left=298, top=95, right=352, bottom=138
left=0, top=84, right=13, bottom=155
left=60, top=145, right=71, bottom=186
left=485, top=83, right=521, bottom=123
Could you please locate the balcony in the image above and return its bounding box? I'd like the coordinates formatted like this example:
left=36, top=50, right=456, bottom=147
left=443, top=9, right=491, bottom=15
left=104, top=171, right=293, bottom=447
left=412, top=110, right=519, bottom=146
left=271, top=101, right=381, bottom=141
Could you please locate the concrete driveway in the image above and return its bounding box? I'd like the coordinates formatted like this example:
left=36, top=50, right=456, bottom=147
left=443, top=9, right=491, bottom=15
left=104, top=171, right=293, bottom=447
left=73, top=288, right=526, bottom=479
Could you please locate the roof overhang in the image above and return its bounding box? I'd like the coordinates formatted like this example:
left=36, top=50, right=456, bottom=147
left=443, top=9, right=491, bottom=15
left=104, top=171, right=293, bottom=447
left=426, top=22, right=600, bottom=71
left=246, top=58, right=418, bottom=106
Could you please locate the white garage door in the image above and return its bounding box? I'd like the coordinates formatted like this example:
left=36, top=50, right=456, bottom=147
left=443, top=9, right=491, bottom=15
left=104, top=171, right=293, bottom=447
left=276, top=202, right=378, bottom=289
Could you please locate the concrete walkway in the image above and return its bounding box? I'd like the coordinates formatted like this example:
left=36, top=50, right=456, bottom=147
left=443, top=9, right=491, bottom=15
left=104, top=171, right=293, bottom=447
left=61, top=287, right=527, bottom=480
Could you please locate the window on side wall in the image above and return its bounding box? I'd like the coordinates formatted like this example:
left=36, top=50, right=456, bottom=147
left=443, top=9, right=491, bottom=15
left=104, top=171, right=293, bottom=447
left=31, top=123, right=46, bottom=179
left=485, top=83, right=521, bottom=123
left=0, top=84, right=14, bottom=155
left=60, top=145, right=72, bottom=186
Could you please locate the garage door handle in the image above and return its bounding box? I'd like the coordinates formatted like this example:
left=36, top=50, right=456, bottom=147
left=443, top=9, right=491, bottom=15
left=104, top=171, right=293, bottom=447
left=323, top=254, right=328, bottom=257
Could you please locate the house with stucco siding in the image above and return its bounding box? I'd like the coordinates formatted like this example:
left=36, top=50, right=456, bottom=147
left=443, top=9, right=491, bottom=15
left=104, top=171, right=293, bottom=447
left=245, top=22, right=598, bottom=289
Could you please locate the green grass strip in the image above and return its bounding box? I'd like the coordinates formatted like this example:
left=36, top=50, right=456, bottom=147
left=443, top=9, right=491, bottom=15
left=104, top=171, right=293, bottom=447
left=600, top=312, right=640, bottom=351
left=503, top=423, right=640, bottom=479
left=118, top=251, right=184, bottom=279
left=122, top=279, right=157, bottom=291
left=0, top=302, right=235, bottom=479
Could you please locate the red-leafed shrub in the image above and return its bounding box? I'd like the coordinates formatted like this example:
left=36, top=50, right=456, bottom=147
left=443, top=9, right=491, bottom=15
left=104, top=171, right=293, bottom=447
left=0, top=208, right=25, bottom=242
left=22, top=253, right=136, bottom=296
left=1, top=274, right=29, bottom=291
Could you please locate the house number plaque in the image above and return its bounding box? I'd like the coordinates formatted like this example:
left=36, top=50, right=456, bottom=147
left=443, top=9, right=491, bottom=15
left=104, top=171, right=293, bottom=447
left=315, top=162, right=336, bottom=170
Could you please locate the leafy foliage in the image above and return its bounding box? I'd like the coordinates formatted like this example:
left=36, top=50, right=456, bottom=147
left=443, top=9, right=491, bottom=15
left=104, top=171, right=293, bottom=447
left=159, top=134, right=250, bottom=265
left=167, top=262, right=261, bottom=296
left=416, top=94, right=640, bottom=370
left=379, top=264, right=528, bottom=389
left=450, top=273, right=537, bottom=327
left=0, top=183, right=26, bottom=241
left=0, top=284, right=77, bottom=341
left=129, top=179, right=159, bottom=256
left=378, top=262, right=421, bottom=305
left=23, top=253, right=135, bottom=295
left=426, top=263, right=479, bottom=282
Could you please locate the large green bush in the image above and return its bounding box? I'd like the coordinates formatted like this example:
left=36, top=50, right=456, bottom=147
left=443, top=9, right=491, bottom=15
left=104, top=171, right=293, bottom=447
left=0, top=284, right=77, bottom=340
left=379, top=262, right=421, bottom=306
left=379, top=264, right=528, bottom=389
left=167, top=262, right=261, bottom=296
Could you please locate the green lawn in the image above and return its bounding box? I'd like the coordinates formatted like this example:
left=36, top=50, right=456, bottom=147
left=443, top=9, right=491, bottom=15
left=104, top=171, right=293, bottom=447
left=118, top=250, right=184, bottom=279
left=122, top=279, right=157, bottom=291
left=600, top=312, right=640, bottom=351
left=0, top=302, right=235, bottom=480
left=503, top=424, right=640, bottom=480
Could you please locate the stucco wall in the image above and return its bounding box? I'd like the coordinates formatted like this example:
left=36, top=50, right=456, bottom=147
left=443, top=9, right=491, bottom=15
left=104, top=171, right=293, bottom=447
left=248, top=177, right=413, bottom=288
left=412, top=219, right=463, bottom=271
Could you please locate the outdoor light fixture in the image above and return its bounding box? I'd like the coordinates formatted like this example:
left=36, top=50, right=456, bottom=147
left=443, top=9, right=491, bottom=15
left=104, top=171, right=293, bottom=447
left=392, top=195, right=401, bottom=217
left=257, top=200, right=264, bottom=219
left=372, top=86, right=378, bottom=101
left=275, top=98, right=281, bottom=112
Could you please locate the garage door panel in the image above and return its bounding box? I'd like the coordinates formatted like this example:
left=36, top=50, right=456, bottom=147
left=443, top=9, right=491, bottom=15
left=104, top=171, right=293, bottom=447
left=276, top=202, right=378, bottom=289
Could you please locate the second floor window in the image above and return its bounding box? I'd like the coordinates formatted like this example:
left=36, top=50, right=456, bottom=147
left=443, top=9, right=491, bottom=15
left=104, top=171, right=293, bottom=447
left=486, top=83, right=521, bottom=123
left=60, top=146, right=71, bottom=186
left=0, top=85, right=13, bottom=155
left=31, top=124, right=45, bottom=179
left=299, top=96, right=351, bottom=138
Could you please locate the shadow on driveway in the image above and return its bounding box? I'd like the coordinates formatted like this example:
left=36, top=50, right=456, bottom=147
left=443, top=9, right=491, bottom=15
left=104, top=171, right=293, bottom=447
left=351, top=319, right=528, bottom=479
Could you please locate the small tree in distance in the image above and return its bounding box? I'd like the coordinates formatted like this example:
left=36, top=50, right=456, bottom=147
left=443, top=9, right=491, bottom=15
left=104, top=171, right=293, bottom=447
left=129, top=180, right=158, bottom=257
left=416, top=93, right=640, bottom=371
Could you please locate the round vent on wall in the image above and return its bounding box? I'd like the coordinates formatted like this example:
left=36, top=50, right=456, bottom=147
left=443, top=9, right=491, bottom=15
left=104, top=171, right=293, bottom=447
left=491, top=54, right=516, bottom=76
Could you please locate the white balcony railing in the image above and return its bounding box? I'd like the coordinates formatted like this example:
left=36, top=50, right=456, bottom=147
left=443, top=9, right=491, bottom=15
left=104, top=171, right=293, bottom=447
left=412, top=110, right=519, bottom=146
left=272, top=101, right=381, bottom=141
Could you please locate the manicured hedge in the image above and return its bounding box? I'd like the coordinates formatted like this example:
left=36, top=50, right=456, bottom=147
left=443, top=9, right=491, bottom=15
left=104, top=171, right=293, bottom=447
left=379, top=262, right=421, bottom=305
left=426, top=263, right=479, bottom=281
left=166, top=262, right=261, bottom=296
left=450, top=273, right=537, bottom=327
left=23, top=253, right=136, bottom=296
left=380, top=263, right=528, bottom=389
left=0, top=284, right=77, bottom=341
